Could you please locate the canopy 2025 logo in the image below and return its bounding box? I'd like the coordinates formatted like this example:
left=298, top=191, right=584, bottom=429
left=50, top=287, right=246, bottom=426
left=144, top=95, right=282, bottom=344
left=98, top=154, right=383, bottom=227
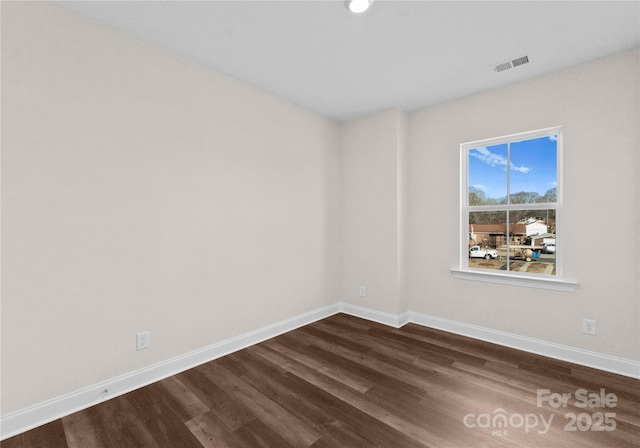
left=537, top=388, right=617, bottom=432
left=463, top=388, right=618, bottom=437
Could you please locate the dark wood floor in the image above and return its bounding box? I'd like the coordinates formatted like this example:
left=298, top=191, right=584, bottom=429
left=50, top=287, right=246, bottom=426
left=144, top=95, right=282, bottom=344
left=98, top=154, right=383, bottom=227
left=3, top=313, right=639, bottom=447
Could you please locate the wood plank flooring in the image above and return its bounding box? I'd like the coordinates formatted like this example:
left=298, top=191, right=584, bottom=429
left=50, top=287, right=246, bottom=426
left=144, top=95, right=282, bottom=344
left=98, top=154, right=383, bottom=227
left=3, top=313, right=639, bottom=447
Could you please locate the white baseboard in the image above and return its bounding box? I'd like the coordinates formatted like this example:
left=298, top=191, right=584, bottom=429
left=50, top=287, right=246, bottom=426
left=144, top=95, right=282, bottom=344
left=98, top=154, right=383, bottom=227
left=2, top=302, right=638, bottom=440
left=0, top=303, right=341, bottom=441
left=339, top=302, right=407, bottom=328
left=337, top=304, right=639, bottom=379
left=405, top=311, right=640, bottom=380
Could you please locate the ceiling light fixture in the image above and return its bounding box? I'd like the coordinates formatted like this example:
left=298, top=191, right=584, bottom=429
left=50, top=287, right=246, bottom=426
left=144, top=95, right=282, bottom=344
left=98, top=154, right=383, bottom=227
left=346, top=0, right=372, bottom=14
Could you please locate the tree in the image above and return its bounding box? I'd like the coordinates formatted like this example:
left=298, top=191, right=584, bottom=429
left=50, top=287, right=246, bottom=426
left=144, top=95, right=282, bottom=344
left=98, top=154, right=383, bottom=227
left=469, top=187, right=502, bottom=206
left=469, top=186, right=488, bottom=206
left=542, top=187, right=557, bottom=203
left=510, top=191, right=542, bottom=204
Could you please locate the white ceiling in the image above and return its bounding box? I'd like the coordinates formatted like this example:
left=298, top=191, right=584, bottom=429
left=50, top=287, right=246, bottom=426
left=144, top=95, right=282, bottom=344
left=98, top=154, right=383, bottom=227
left=59, top=1, right=640, bottom=121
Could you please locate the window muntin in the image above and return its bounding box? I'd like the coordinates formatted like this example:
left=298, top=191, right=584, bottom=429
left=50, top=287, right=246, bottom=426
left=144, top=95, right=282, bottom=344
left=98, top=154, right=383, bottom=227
left=462, top=128, right=561, bottom=278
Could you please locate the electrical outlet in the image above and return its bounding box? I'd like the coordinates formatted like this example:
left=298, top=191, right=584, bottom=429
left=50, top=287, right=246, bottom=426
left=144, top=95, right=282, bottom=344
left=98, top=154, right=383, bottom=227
left=582, top=319, right=596, bottom=335
left=136, top=331, right=150, bottom=350
left=359, top=286, right=366, bottom=297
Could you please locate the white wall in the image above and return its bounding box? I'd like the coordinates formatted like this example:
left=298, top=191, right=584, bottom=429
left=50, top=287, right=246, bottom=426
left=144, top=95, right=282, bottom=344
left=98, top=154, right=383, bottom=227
left=1, top=2, right=340, bottom=415
left=407, top=49, right=639, bottom=361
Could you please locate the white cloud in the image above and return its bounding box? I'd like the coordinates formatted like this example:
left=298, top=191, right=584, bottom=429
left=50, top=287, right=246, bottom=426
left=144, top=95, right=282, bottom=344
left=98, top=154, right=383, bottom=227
left=470, top=147, right=506, bottom=168
left=472, top=184, right=488, bottom=191
left=548, top=135, right=558, bottom=142
left=511, top=165, right=530, bottom=174
left=470, top=147, right=530, bottom=173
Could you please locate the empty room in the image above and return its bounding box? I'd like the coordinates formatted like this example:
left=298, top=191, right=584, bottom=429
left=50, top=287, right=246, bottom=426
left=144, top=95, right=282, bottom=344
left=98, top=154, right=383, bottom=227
left=1, top=1, right=639, bottom=447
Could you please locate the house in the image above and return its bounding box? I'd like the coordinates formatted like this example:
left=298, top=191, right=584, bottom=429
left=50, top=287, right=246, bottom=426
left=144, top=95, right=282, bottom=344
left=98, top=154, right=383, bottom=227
left=520, top=219, right=548, bottom=237
left=469, top=224, right=507, bottom=247
left=469, top=220, right=549, bottom=247
left=2, top=1, right=638, bottom=443
left=531, top=233, right=556, bottom=247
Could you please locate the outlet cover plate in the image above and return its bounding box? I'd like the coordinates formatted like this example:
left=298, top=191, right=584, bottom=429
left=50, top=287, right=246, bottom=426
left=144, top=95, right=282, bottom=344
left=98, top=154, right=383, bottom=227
left=136, top=331, right=150, bottom=350
left=582, top=319, right=596, bottom=335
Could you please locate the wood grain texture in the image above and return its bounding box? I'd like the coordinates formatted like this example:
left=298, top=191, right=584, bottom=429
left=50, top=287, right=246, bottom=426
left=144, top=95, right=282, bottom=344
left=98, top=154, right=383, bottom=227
left=3, top=313, right=639, bottom=447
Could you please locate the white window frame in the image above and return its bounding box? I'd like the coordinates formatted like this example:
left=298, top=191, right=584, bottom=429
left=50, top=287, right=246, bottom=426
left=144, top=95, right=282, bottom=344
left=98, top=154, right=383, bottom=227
left=451, top=126, right=577, bottom=292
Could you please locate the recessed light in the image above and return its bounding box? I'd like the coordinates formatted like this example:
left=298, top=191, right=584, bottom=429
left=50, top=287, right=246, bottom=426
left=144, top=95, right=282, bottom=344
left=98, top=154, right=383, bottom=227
left=346, top=0, right=372, bottom=14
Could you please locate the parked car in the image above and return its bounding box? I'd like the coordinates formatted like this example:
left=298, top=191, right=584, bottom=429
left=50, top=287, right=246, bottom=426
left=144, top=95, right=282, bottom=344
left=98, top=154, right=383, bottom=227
left=541, top=242, right=556, bottom=254
left=469, top=245, right=499, bottom=260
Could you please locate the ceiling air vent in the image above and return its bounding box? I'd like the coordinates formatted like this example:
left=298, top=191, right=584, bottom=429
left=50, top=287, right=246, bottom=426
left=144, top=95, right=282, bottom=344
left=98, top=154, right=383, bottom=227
left=493, top=55, right=530, bottom=73
left=511, top=55, right=529, bottom=67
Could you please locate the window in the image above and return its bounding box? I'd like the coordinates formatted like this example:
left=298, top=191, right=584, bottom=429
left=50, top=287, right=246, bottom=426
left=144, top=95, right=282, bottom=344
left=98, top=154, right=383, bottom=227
left=454, top=127, right=575, bottom=291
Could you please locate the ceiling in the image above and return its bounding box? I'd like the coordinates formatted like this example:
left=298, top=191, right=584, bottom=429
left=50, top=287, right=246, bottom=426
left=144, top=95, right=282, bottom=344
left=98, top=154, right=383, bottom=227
left=59, top=1, right=640, bottom=121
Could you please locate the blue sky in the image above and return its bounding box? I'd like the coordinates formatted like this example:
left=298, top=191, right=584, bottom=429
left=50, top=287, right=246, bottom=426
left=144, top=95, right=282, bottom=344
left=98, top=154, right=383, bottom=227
left=468, top=135, right=557, bottom=201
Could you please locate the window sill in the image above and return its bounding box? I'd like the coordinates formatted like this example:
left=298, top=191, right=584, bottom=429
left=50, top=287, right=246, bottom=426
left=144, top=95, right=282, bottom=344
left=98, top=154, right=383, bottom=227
left=450, top=269, right=577, bottom=292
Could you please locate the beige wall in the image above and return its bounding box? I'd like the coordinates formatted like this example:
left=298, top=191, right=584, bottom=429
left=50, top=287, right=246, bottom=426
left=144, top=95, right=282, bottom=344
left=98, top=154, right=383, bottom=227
left=406, top=49, right=639, bottom=360
left=1, top=2, right=340, bottom=414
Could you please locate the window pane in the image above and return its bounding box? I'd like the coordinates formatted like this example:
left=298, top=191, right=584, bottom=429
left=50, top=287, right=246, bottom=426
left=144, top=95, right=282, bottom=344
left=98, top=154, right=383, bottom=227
left=509, top=135, right=557, bottom=204
left=469, top=210, right=556, bottom=275
left=507, top=210, right=556, bottom=275
left=468, top=143, right=508, bottom=205
left=468, top=211, right=506, bottom=271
